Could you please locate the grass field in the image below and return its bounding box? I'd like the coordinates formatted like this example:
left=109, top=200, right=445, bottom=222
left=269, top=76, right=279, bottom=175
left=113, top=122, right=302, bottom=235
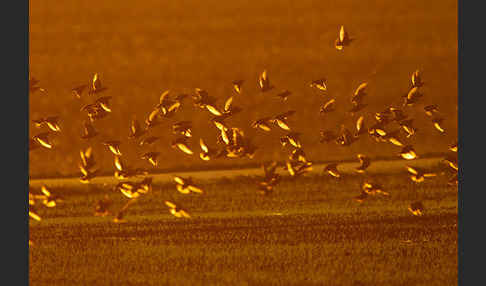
left=29, top=171, right=458, bottom=285
left=29, top=0, right=457, bottom=178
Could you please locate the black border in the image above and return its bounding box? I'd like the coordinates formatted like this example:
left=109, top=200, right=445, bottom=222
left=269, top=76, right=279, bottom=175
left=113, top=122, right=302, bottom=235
left=4, top=0, right=29, bottom=284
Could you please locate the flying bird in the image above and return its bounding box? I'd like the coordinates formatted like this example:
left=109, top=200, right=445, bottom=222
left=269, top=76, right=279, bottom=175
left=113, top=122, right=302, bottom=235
left=258, top=70, right=274, bottom=92
left=174, top=176, right=204, bottom=194
left=320, top=98, right=336, bottom=114
left=128, top=118, right=147, bottom=139
left=310, top=79, right=327, bottom=91
left=411, top=69, right=424, bottom=88
left=171, top=137, right=194, bottom=155
left=335, top=25, right=352, bottom=50
left=165, top=201, right=191, bottom=218
left=141, top=151, right=160, bottom=167
left=32, top=132, right=53, bottom=149
left=408, top=201, right=424, bottom=216
left=80, top=120, right=99, bottom=139
left=406, top=166, right=437, bottom=183
left=102, top=140, right=122, bottom=156
left=33, top=116, right=61, bottom=132
left=400, top=145, right=418, bottom=160
left=276, top=90, right=292, bottom=101
left=323, top=163, right=341, bottom=178
left=356, top=154, right=371, bottom=173
left=232, top=80, right=244, bottom=94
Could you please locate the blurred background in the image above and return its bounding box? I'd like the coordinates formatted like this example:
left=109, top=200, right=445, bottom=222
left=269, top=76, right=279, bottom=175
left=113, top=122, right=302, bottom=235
left=29, top=0, right=457, bottom=178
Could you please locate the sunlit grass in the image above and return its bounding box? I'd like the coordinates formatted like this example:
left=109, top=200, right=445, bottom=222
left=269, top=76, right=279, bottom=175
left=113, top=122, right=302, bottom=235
left=30, top=173, right=457, bottom=285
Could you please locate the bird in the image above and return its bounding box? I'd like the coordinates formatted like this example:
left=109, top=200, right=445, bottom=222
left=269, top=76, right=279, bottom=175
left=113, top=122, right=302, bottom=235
left=399, top=119, right=417, bottom=138
left=115, top=182, right=141, bottom=199
left=72, top=84, right=88, bottom=99
left=199, top=138, right=219, bottom=161
left=232, top=80, right=244, bottom=94
left=141, top=152, right=160, bottom=167
left=323, top=163, right=340, bottom=178
left=319, top=130, right=338, bottom=143
left=113, top=198, right=139, bottom=223
left=29, top=76, right=48, bottom=95
left=252, top=117, right=272, bottom=132
left=78, top=147, right=98, bottom=183
left=424, top=105, right=439, bottom=117
left=172, top=121, right=192, bottom=138
left=411, top=69, right=424, bottom=88
left=205, top=103, right=223, bottom=117
left=174, top=176, right=203, bottom=194
left=29, top=210, right=42, bottom=221
left=90, top=73, right=108, bottom=94
left=258, top=70, right=274, bottom=92
left=114, top=155, right=125, bottom=172
left=442, top=154, right=458, bottom=172
left=431, top=117, right=445, bottom=133
left=406, top=166, right=437, bottom=183
left=280, top=132, right=302, bottom=148
left=351, top=82, right=368, bottom=106
left=449, top=140, right=458, bottom=153
left=355, top=116, right=367, bottom=137
left=408, top=201, right=424, bottom=216
left=94, top=195, right=112, bottom=217
left=33, top=116, right=61, bottom=132
left=32, top=132, right=53, bottom=149
left=102, top=140, right=122, bottom=156
left=95, top=96, right=113, bottom=113
left=139, top=136, right=160, bottom=146
left=165, top=201, right=191, bottom=218
left=271, top=110, right=296, bottom=131
left=403, top=87, right=423, bottom=106
left=310, top=79, right=327, bottom=91
left=79, top=164, right=99, bottom=184
left=285, top=160, right=313, bottom=178
left=362, top=181, right=389, bottom=196
left=400, top=145, right=418, bottom=160
left=145, top=108, right=161, bottom=129
left=276, top=90, right=292, bottom=101
left=192, top=88, right=217, bottom=109
left=320, top=98, right=336, bottom=114
left=388, top=107, right=408, bottom=122
left=80, top=120, right=99, bottom=139
left=39, top=185, right=63, bottom=208
left=335, top=126, right=357, bottom=147
left=289, top=148, right=308, bottom=163
left=81, top=102, right=109, bottom=122
left=157, top=90, right=182, bottom=117
left=79, top=147, right=96, bottom=171
left=335, top=25, right=352, bottom=50
left=171, top=137, right=194, bottom=155
left=383, top=130, right=405, bottom=147
left=128, top=118, right=146, bottom=139
left=257, top=161, right=281, bottom=195
left=356, top=154, right=371, bottom=173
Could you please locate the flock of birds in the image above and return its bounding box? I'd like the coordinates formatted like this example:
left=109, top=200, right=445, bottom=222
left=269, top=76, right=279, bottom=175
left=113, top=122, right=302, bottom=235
left=29, top=26, right=458, bottom=233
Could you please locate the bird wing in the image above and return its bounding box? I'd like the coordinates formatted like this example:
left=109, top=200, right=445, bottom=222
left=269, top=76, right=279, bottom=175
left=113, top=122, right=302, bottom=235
left=339, top=26, right=345, bottom=42
left=224, top=96, right=234, bottom=112
left=199, top=138, right=209, bottom=153
left=354, top=82, right=368, bottom=96
left=206, top=104, right=223, bottom=116
left=159, top=90, right=170, bottom=104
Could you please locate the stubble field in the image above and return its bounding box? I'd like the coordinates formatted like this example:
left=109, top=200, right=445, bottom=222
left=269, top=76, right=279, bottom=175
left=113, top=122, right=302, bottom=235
left=29, top=170, right=458, bottom=286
